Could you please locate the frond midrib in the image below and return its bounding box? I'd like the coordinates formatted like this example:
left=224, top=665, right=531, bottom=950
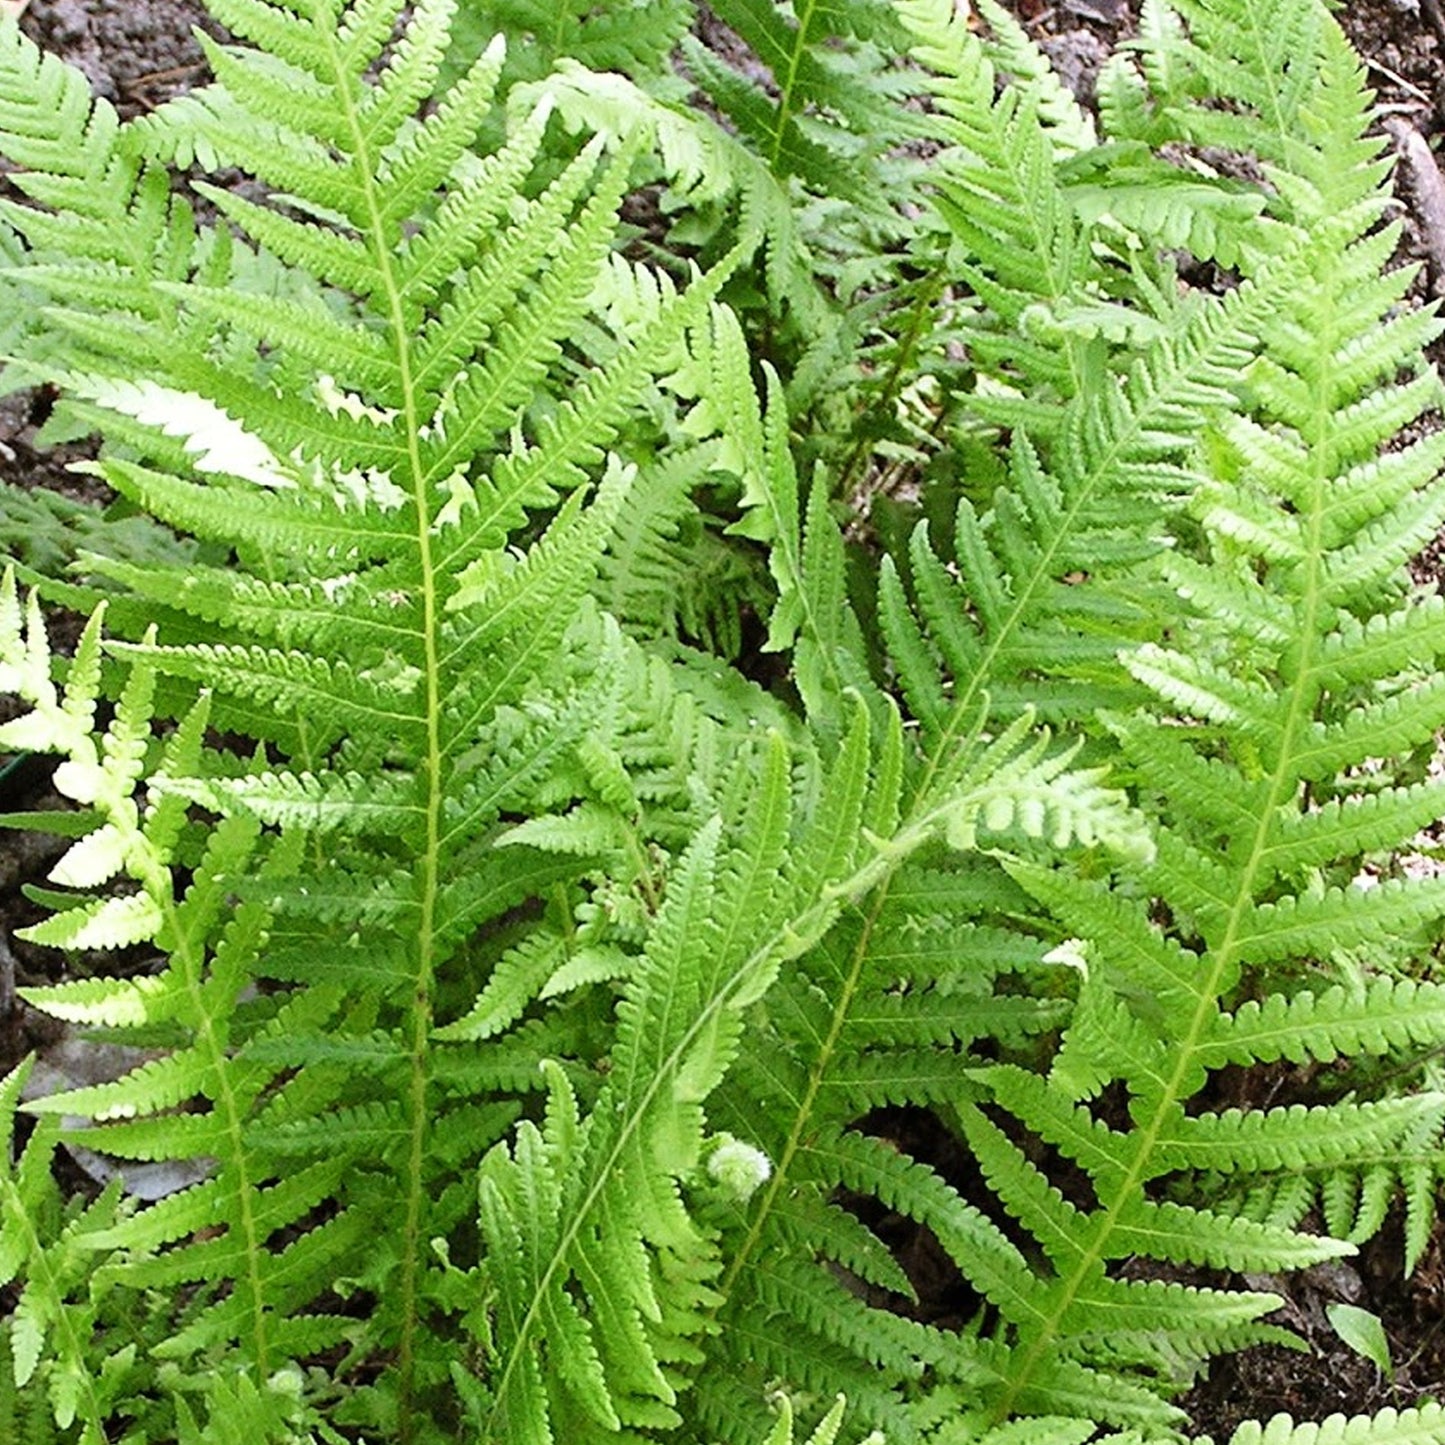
left=314, top=18, right=443, bottom=1430
left=995, top=223, right=1341, bottom=1421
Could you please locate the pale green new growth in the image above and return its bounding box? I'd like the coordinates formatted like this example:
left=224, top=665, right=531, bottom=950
left=0, top=0, right=1443, bottom=1443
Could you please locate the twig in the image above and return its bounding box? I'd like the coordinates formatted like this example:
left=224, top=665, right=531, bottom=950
left=123, top=62, right=209, bottom=91
left=0, top=934, right=13, bottom=1021
left=1364, top=56, right=1433, bottom=108
left=1384, top=117, right=1445, bottom=299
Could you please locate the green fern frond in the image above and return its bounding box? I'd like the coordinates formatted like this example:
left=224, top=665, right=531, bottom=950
left=1154, top=1095, right=1445, bottom=1175
left=0, top=18, right=118, bottom=183
left=0, top=1061, right=124, bottom=1445
left=873, top=226, right=1303, bottom=745
left=0, top=2, right=757, bottom=1431
left=5, top=0, right=1445, bottom=1440
left=1201, top=978, right=1445, bottom=1067
left=447, top=0, right=689, bottom=91
left=1226, top=1405, right=1445, bottom=1445
left=593, top=443, right=771, bottom=657
left=934, top=0, right=1445, bottom=1422
left=971, top=0, right=1095, bottom=154
left=685, top=0, right=918, bottom=210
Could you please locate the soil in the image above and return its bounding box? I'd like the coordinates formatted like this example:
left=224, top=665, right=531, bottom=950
left=14, top=0, right=218, bottom=113
left=5, top=0, right=1445, bottom=1435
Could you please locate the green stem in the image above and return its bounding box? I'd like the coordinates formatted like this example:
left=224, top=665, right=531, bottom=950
left=832, top=263, right=950, bottom=507
left=767, top=0, right=820, bottom=175
left=321, top=25, right=444, bottom=1441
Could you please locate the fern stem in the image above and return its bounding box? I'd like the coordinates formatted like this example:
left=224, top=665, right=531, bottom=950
left=994, top=249, right=1340, bottom=1425
left=1242, top=3, right=1292, bottom=155
left=832, top=261, right=950, bottom=508
left=317, top=23, right=444, bottom=1439
left=718, top=887, right=887, bottom=1299
left=768, top=0, right=820, bottom=174
left=148, top=849, right=276, bottom=1379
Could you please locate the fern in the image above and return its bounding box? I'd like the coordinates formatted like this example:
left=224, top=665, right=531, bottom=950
left=0, top=1, right=771, bottom=1433
left=0, top=1, right=1134, bottom=1439
left=439, top=0, right=691, bottom=98
left=929, top=2, right=1445, bottom=1426
left=3, top=1, right=1445, bottom=1444
left=679, top=0, right=1445, bottom=1439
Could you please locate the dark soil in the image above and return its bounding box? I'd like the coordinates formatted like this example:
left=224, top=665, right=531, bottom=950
left=16, top=0, right=218, bottom=115
left=6, top=0, right=1445, bottom=1435
left=1178, top=1224, right=1445, bottom=1430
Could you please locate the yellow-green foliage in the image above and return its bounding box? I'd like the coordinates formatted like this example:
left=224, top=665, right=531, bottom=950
left=0, top=1, right=1444, bottom=1442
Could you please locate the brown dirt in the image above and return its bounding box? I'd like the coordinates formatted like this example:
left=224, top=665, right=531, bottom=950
left=4, top=0, right=1445, bottom=1435
left=1177, top=1222, right=1445, bottom=1430
left=16, top=0, right=219, bottom=116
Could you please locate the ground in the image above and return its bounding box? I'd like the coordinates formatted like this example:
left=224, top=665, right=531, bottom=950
left=3, top=0, right=1445, bottom=1434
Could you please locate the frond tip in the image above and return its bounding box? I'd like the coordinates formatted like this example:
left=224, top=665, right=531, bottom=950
left=940, top=719, right=1155, bottom=865
left=764, top=1393, right=856, bottom=1445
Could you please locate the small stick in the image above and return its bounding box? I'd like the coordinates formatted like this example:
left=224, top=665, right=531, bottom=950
left=124, top=63, right=209, bottom=90
left=0, top=934, right=13, bottom=1021
left=1365, top=56, right=1433, bottom=108
left=1384, top=117, right=1445, bottom=299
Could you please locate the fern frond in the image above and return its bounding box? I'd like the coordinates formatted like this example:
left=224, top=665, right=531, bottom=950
left=5, top=0, right=1445, bottom=1439
left=448, top=0, right=689, bottom=91
left=0, top=18, right=119, bottom=184
left=1201, top=978, right=1445, bottom=1068
left=1226, top=1405, right=1445, bottom=1445
left=687, top=0, right=906, bottom=190
left=0, top=1060, right=124, bottom=1444
left=940, top=0, right=1445, bottom=1421
left=0, top=2, right=761, bottom=1429
left=874, top=240, right=1302, bottom=742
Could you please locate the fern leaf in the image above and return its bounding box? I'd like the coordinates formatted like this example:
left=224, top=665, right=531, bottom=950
left=163, top=769, right=422, bottom=836
left=1153, top=1096, right=1445, bottom=1176
left=0, top=1063, right=121, bottom=1441
left=409, top=134, right=618, bottom=397
left=1227, top=1405, right=1445, bottom=1445
left=1201, top=977, right=1445, bottom=1069
left=1231, top=880, right=1445, bottom=965
left=1109, top=1197, right=1354, bottom=1274
left=108, top=640, right=423, bottom=740
left=0, top=18, right=119, bottom=182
